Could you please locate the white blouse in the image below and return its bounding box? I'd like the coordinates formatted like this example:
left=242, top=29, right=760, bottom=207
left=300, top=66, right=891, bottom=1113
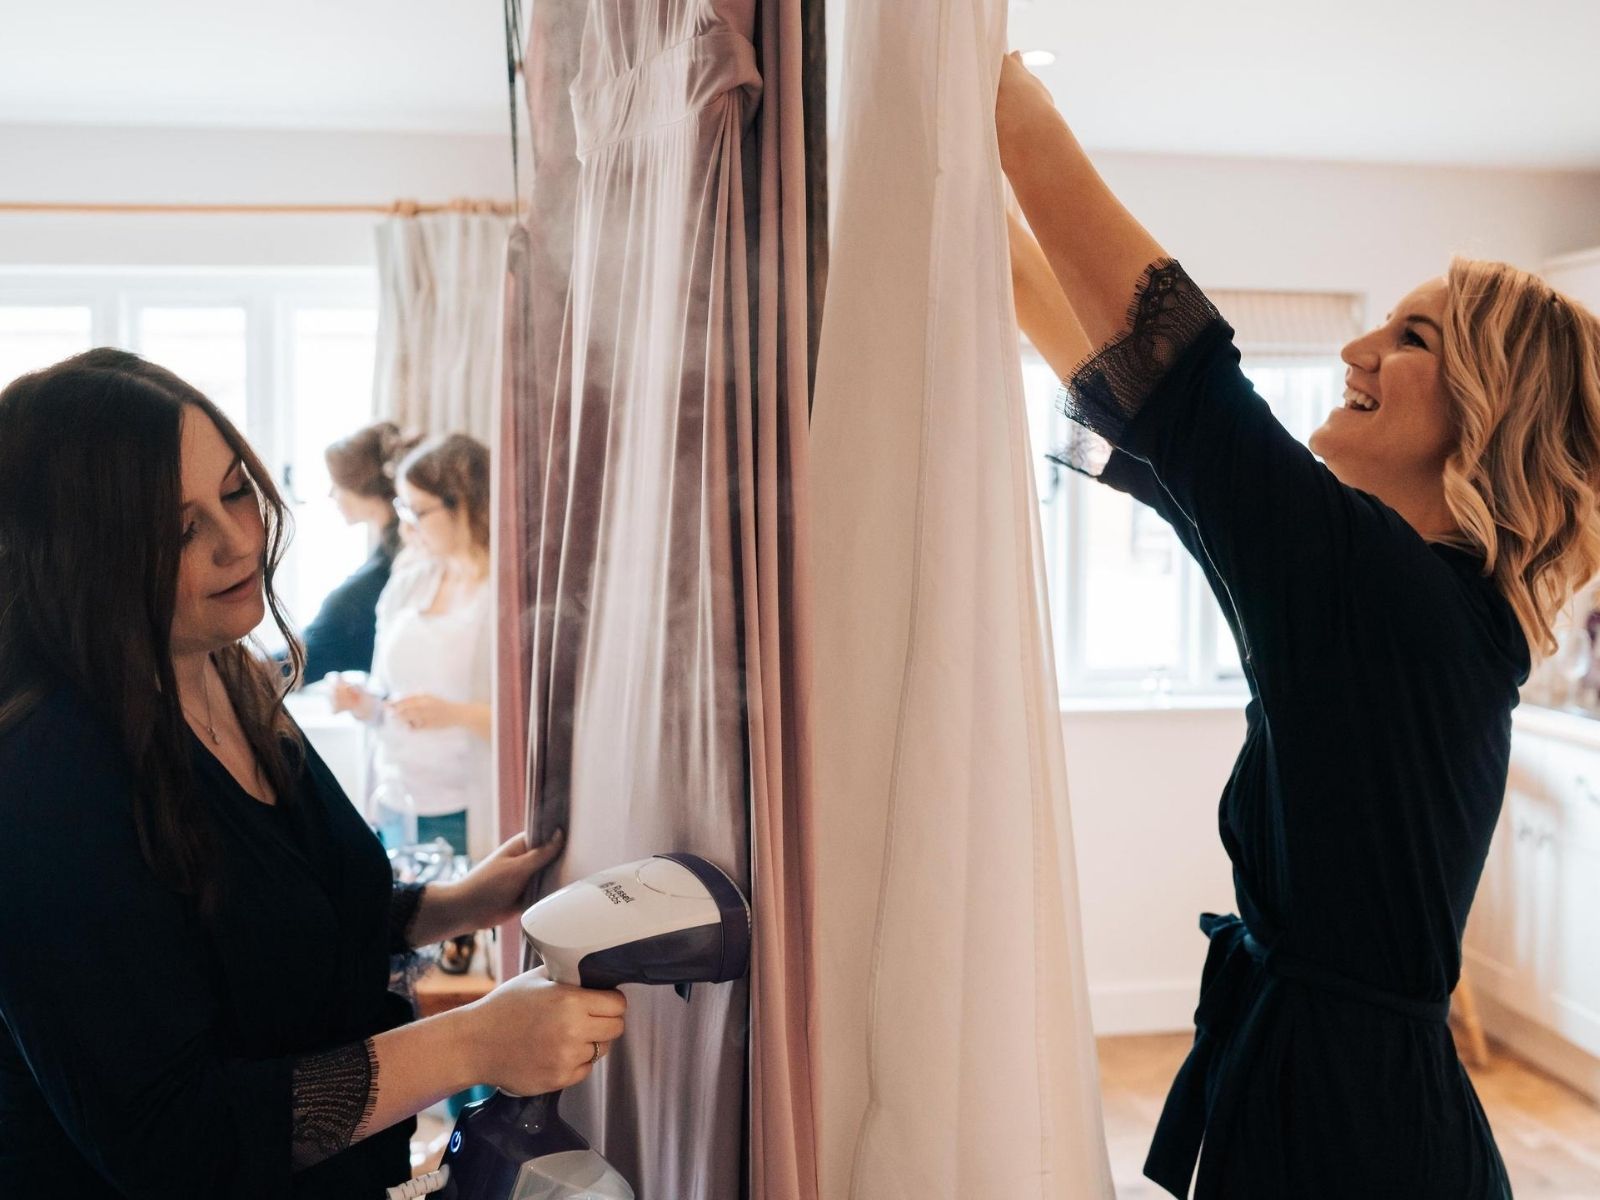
left=368, top=557, right=493, bottom=851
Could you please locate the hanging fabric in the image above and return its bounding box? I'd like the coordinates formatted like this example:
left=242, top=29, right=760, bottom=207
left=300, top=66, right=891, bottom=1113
left=373, top=210, right=512, bottom=441
left=809, top=1, right=1113, bottom=1197
left=492, top=1, right=821, bottom=1196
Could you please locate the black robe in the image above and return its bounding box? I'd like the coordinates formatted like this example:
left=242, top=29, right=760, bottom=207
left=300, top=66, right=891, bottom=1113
left=298, top=533, right=399, bottom=684
left=0, top=686, right=414, bottom=1198
left=1058, top=262, right=1524, bottom=1199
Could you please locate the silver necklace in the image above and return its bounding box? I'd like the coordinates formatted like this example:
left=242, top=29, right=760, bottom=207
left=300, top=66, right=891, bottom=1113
left=182, top=664, right=222, bottom=745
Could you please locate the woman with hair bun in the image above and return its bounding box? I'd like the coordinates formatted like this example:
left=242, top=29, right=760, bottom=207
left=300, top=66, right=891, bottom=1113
left=296, top=422, right=423, bottom=684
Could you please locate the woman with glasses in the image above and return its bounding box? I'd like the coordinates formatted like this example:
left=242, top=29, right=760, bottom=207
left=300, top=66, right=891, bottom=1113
left=331, top=433, right=493, bottom=869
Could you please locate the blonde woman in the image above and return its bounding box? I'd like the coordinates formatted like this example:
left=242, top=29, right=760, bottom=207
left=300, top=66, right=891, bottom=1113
left=332, top=434, right=494, bottom=865
left=999, top=55, right=1600, bottom=1200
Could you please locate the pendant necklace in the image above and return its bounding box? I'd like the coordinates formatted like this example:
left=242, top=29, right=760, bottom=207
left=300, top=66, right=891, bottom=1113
left=183, top=662, right=222, bottom=746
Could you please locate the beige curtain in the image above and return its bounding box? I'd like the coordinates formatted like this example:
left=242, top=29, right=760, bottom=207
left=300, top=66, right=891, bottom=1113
left=492, top=1, right=820, bottom=1197
left=373, top=210, right=512, bottom=441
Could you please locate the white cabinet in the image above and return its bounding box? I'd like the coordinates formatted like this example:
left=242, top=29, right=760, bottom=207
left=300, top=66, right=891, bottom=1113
left=1464, top=707, right=1600, bottom=1066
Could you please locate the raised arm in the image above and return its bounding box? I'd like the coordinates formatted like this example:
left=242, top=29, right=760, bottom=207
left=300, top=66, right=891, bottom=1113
left=997, top=54, right=1168, bottom=349
left=997, top=54, right=1379, bottom=694
left=1009, top=208, right=1092, bottom=378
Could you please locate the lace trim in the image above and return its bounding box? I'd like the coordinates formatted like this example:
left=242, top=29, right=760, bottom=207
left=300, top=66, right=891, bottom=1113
left=1045, top=423, right=1114, bottom=479
left=388, top=944, right=440, bottom=1001
left=290, top=1039, right=379, bottom=1171
left=1052, top=258, right=1222, bottom=448
left=387, top=882, right=426, bottom=954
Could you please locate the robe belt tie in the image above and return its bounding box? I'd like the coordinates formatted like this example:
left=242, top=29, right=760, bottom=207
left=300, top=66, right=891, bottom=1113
left=1143, top=912, right=1450, bottom=1198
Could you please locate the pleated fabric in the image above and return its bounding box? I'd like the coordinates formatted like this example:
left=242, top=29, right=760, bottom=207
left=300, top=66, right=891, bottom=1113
left=374, top=210, right=512, bottom=442
left=809, top=0, right=1114, bottom=1196
left=492, top=2, right=820, bottom=1196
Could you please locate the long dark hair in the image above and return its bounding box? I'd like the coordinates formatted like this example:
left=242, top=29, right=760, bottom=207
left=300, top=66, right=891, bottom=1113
left=0, top=349, right=304, bottom=908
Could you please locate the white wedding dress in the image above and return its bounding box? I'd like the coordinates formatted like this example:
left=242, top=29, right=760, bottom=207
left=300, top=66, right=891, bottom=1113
left=809, top=0, right=1115, bottom=1195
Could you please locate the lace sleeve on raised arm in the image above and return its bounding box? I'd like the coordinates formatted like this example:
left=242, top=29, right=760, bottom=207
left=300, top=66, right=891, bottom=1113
left=1045, top=422, right=1115, bottom=479
left=1051, top=259, right=1223, bottom=453
left=387, top=881, right=426, bottom=954
left=290, top=1040, right=379, bottom=1171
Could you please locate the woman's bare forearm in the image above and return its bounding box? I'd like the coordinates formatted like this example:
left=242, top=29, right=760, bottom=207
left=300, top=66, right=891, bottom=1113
left=998, top=58, right=1169, bottom=348
left=292, top=1007, right=482, bottom=1170
left=454, top=701, right=492, bottom=741
left=360, top=1009, right=481, bottom=1138
left=1008, top=210, right=1093, bottom=378
left=407, top=880, right=485, bottom=945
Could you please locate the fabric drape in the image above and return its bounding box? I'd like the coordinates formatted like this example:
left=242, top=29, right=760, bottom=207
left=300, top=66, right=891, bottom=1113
left=808, top=1, right=1113, bottom=1196
left=374, top=211, right=512, bottom=442
left=493, top=2, right=820, bottom=1197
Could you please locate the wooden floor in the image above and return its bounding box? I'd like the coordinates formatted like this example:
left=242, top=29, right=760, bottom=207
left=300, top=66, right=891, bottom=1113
left=413, top=1033, right=1600, bottom=1194
left=1099, top=1033, right=1600, bottom=1199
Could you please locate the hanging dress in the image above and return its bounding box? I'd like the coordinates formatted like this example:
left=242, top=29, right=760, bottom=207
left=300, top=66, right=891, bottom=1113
left=808, top=0, right=1113, bottom=1194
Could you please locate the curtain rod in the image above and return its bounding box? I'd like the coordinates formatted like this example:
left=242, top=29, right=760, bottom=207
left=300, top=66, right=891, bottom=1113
left=0, top=198, right=515, bottom=218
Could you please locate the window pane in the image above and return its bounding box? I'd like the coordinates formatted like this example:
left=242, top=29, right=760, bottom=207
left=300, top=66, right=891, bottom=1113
left=1082, top=483, right=1183, bottom=673
left=0, top=306, right=92, bottom=389
left=137, top=307, right=249, bottom=430
left=1021, top=343, right=1185, bottom=683
left=284, top=308, right=379, bottom=641
left=1214, top=601, right=1243, bottom=676
left=1242, top=359, right=1343, bottom=447
left=1020, top=354, right=1065, bottom=506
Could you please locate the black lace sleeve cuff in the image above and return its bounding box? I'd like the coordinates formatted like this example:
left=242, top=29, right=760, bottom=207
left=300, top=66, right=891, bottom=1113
left=388, top=882, right=426, bottom=954
left=1051, top=259, right=1224, bottom=452
left=290, top=1040, right=379, bottom=1171
left=1046, top=423, right=1115, bottom=479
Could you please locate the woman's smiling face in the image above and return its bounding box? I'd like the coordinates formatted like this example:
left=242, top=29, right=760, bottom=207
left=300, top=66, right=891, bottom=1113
left=1309, top=278, right=1458, bottom=499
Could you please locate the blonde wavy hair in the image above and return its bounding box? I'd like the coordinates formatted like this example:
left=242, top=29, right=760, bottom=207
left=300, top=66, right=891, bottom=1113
left=1440, top=258, right=1600, bottom=658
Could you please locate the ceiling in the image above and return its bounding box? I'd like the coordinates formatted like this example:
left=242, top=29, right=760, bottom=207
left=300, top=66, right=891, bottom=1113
left=1, top=0, right=1597, bottom=169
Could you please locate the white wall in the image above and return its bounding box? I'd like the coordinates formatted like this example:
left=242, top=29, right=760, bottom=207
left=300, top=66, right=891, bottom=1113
left=1061, top=706, right=1243, bottom=1033
left=1096, top=150, right=1600, bottom=317
left=0, top=123, right=513, bottom=267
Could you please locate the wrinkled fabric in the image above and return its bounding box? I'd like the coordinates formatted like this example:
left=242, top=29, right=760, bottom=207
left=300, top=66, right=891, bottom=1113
left=493, top=2, right=821, bottom=1196
left=809, top=1, right=1112, bottom=1196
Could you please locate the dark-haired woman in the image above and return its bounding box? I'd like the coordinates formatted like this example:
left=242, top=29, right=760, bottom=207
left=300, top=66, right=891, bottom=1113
left=295, top=422, right=421, bottom=685
left=0, top=350, right=623, bottom=1199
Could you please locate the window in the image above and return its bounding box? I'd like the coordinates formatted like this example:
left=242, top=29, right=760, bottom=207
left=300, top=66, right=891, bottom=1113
left=0, top=269, right=379, bottom=646
left=135, top=306, right=250, bottom=431
left=1030, top=287, right=1363, bottom=701
left=285, top=307, right=382, bottom=627
left=0, top=305, right=93, bottom=387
